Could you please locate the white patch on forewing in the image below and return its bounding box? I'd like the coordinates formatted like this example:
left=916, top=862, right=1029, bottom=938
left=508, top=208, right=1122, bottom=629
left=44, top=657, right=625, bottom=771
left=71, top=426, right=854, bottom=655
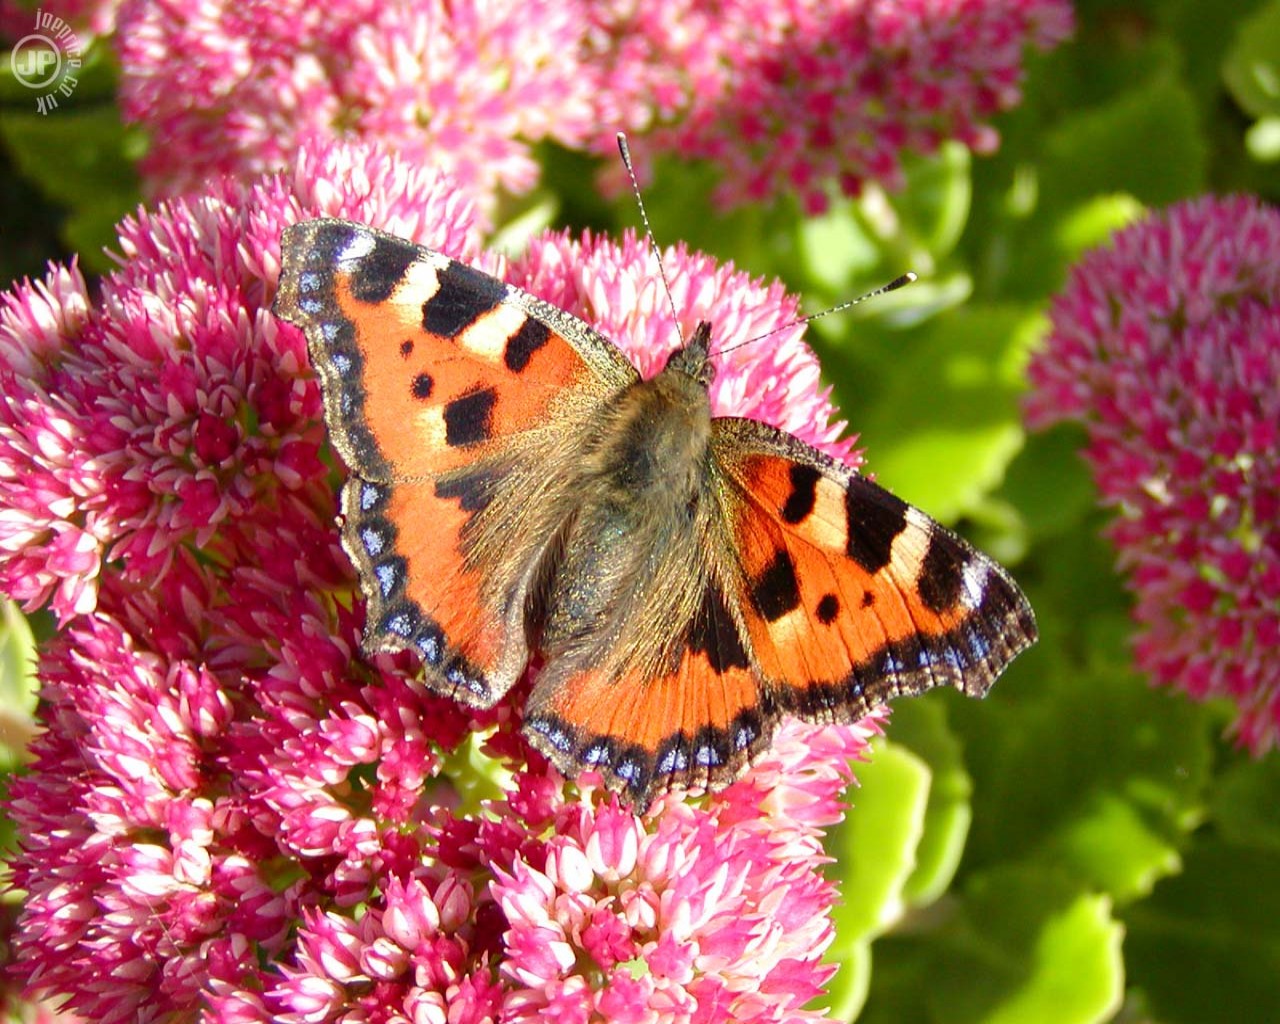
left=797, top=476, right=851, bottom=550
left=391, top=260, right=443, bottom=315
left=961, top=559, right=989, bottom=610
left=337, top=231, right=376, bottom=266
left=890, top=505, right=934, bottom=583
left=458, top=303, right=529, bottom=363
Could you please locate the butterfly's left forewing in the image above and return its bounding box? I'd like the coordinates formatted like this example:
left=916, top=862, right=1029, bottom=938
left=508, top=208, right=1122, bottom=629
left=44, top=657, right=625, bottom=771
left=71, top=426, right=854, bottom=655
left=711, top=417, right=1037, bottom=721
left=274, top=219, right=638, bottom=707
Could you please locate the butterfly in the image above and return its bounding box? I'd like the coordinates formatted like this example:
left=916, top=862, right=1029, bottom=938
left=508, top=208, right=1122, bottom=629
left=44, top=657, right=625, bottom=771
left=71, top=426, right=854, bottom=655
left=273, top=219, right=1037, bottom=809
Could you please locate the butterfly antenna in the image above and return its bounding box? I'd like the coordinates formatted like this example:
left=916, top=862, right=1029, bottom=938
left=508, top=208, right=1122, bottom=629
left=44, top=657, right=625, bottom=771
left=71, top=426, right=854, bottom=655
left=716, top=272, right=918, bottom=356
left=616, top=132, right=684, bottom=346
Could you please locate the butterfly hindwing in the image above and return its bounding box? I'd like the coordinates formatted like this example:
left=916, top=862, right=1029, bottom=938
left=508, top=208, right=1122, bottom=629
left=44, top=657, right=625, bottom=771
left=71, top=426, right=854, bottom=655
left=711, top=417, right=1038, bottom=719
left=523, top=579, right=773, bottom=801
left=274, top=219, right=638, bottom=706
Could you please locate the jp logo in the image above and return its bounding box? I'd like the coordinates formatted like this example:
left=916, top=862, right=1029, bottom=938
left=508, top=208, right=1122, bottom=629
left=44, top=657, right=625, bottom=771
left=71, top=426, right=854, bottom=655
left=9, top=10, right=82, bottom=115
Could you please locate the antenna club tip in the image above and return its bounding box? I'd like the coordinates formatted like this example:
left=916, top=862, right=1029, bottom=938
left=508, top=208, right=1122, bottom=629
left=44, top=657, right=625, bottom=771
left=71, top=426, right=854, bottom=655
left=903, top=271, right=918, bottom=283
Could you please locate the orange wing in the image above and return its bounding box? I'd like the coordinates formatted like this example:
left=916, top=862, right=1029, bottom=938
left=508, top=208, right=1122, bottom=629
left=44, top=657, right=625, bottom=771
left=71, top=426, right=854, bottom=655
left=273, top=219, right=637, bottom=706
left=523, top=583, right=772, bottom=801
left=712, top=417, right=1037, bottom=723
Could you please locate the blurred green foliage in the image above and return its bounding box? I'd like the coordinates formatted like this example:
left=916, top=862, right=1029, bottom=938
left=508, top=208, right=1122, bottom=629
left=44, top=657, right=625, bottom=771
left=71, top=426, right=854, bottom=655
left=2, top=1, right=1278, bottom=1021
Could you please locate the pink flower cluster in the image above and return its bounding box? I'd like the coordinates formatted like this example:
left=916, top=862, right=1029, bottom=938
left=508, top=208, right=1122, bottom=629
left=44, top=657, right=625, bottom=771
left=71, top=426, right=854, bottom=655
left=1, top=139, right=876, bottom=1023
left=1026, top=195, right=1280, bottom=753
left=115, top=0, right=597, bottom=211
left=83, top=0, right=1068, bottom=213
left=591, top=0, right=1074, bottom=212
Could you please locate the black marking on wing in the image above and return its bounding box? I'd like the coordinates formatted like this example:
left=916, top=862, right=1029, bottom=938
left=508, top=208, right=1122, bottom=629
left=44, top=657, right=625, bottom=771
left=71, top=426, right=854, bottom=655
left=689, top=584, right=751, bottom=672
left=422, top=261, right=507, bottom=337
left=434, top=466, right=501, bottom=514
left=845, top=482, right=908, bottom=573
left=817, top=593, right=840, bottom=624
left=751, top=550, right=801, bottom=622
left=781, top=464, right=820, bottom=524
left=917, top=532, right=967, bottom=614
left=504, top=319, right=552, bottom=373
left=348, top=235, right=419, bottom=304
left=443, top=387, right=497, bottom=447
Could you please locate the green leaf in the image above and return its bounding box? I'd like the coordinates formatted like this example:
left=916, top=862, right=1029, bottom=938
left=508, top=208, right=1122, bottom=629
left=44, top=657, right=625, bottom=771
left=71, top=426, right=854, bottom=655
left=933, top=866, right=1125, bottom=1024
left=824, top=741, right=932, bottom=1020
left=1222, top=0, right=1280, bottom=118
left=0, top=600, right=37, bottom=772
left=1245, top=115, right=1280, bottom=160
left=798, top=199, right=885, bottom=294
left=889, top=142, right=974, bottom=263
left=1039, top=76, right=1207, bottom=211
left=952, top=627, right=1212, bottom=902
left=829, top=740, right=932, bottom=942
left=838, top=303, right=1041, bottom=524
left=862, top=866, right=1124, bottom=1024
left=1125, top=839, right=1280, bottom=1024
left=999, top=424, right=1098, bottom=540
left=1047, top=791, right=1183, bottom=901
left=0, top=104, right=139, bottom=272
left=1159, top=0, right=1266, bottom=101
left=949, top=523, right=1213, bottom=904
left=824, top=938, right=872, bottom=1022
left=799, top=143, right=972, bottom=307
left=0, top=600, right=35, bottom=707
left=1212, top=755, right=1280, bottom=851
left=884, top=700, right=976, bottom=906
left=1051, top=193, right=1146, bottom=261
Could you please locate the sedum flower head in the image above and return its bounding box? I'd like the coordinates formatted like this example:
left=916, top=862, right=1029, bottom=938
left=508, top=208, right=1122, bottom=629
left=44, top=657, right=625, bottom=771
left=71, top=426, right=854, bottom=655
left=1026, top=195, right=1280, bottom=753
left=588, top=0, right=1074, bottom=212
left=2, top=142, right=879, bottom=1022
left=115, top=0, right=597, bottom=215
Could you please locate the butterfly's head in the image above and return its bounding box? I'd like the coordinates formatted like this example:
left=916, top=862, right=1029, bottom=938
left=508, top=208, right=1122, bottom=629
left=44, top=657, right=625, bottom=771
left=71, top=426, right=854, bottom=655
left=664, top=321, right=716, bottom=388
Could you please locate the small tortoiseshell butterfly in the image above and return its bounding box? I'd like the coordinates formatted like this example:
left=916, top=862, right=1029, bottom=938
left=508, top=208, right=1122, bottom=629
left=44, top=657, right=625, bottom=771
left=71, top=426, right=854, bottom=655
left=273, top=219, right=1037, bottom=808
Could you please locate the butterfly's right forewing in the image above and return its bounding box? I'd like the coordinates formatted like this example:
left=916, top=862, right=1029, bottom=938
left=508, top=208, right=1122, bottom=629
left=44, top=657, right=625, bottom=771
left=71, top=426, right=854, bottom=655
left=274, top=219, right=637, bottom=707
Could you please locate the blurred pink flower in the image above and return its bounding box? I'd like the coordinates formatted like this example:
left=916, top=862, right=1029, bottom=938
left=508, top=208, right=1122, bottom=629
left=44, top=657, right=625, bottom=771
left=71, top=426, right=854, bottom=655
left=1, top=141, right=879, bottom=1022
left=0, top=0, right=118, bottom=42
left=106, top=0, right=1068, bottom=216
left=589, top=0, right=1074, bottom=212
left=1026, top=195, right=1280, bottom=753
left=115, top=0, right=597, bottom=215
